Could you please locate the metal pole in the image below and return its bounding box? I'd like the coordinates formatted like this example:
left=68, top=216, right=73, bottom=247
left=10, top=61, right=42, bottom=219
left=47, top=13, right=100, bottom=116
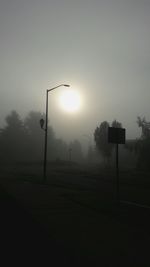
left=43, top=90, right=48, bottom=182
left=42, top=84, right=70, bottom=183
left=116, top=143, right=119, bottom=204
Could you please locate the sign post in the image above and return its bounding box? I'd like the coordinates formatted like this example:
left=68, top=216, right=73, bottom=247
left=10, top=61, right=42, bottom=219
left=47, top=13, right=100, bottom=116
left=108, top=127, right=126, bottom=204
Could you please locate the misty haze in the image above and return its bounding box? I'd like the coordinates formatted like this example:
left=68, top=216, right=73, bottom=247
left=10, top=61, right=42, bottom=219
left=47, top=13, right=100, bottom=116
left=0, top=0, right=150, bottom=266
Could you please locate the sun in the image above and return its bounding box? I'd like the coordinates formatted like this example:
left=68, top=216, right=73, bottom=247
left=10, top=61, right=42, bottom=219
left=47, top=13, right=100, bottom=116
left=59, top=89, right=81, bottom=112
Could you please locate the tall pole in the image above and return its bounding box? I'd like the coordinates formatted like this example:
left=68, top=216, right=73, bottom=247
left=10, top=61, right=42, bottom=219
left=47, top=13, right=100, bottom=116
left=42, top=84, right=70, bottom=183
left=43, top=90, right=48, bottom=182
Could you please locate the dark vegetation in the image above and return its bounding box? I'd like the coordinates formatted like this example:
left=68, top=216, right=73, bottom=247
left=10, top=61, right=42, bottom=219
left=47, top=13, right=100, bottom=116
left=1, top=112, right=150, bottom=266
left=0, top=110, right=83, bottom=163
left=94, top=117, right=150, bottom=170
left=1, top=111, right=149, bottom=171
left=94, top=119, right=122, bottom=165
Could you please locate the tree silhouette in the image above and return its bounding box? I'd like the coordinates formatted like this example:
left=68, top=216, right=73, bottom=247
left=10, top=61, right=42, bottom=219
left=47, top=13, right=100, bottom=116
left=23, top=111, right=45, bottom=161
left=0, top=110, right=58, bottom=163
left=94, top=120, right=122, bottom=165
left=0, top=110, right=27, bottom=162
left=94, top=121, right=113, bottom=164
left=135, top=116, right=150, bottom=169
left=24, top=111, right=56, bottom=161
left=0, top=110, right=86, bottom=164
left=137, top=116, right=150, bottom=139
left=111, top=119, right=122, bottom=129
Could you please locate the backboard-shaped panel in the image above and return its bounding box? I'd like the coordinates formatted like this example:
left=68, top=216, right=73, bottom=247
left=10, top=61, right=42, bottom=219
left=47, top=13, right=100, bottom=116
left=108, top=127, right=126, bottom=144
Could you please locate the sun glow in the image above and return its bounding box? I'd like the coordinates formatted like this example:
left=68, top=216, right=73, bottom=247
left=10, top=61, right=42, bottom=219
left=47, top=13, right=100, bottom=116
left=59, top=89, right=81, bottom=112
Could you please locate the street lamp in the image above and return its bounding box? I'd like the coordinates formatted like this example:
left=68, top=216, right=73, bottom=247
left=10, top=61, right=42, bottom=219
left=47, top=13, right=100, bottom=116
left=40, top=84, right=70, bottom=182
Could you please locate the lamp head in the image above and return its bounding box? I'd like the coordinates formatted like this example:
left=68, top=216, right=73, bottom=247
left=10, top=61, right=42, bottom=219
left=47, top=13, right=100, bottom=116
left=63, top=84, right=70, bottom=87
left=40, top=118, right=45, bottom=129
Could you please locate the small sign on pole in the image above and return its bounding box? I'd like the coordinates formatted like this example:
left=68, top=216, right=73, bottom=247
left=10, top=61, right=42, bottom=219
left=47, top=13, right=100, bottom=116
left=108, top=127, right=126, bottom=204
left=108, top=127, right=125, bottom=144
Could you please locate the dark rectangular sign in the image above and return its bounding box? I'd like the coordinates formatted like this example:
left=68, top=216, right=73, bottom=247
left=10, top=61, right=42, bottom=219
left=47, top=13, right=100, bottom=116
left=108, top=127, right=126, bottom=144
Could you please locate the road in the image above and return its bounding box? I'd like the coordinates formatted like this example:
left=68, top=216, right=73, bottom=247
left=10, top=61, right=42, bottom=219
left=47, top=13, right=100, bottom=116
left=1, top=164, right=150, bottom=266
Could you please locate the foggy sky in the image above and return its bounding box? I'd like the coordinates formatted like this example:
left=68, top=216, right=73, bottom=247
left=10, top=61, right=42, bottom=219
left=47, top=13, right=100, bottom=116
left=0, top=0, right=150, bottom=145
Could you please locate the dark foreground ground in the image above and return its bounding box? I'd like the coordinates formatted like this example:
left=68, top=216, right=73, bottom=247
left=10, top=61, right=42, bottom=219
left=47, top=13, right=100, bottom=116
left=1, top=162, right=150, bottom=266
left=0, top=185, right=86, bottom=266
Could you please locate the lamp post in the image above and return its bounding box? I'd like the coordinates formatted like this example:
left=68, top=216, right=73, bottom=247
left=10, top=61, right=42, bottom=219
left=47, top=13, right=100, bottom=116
left=40, top=84, right=70, bottom=183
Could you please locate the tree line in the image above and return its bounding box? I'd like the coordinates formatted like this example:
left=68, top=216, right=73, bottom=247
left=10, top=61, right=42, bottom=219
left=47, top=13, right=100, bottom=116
left=94, top=117, right=150, bottom=170
left=1, top=110, right=150, bottom=169
left=0, top=110, right=83, bottom=163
